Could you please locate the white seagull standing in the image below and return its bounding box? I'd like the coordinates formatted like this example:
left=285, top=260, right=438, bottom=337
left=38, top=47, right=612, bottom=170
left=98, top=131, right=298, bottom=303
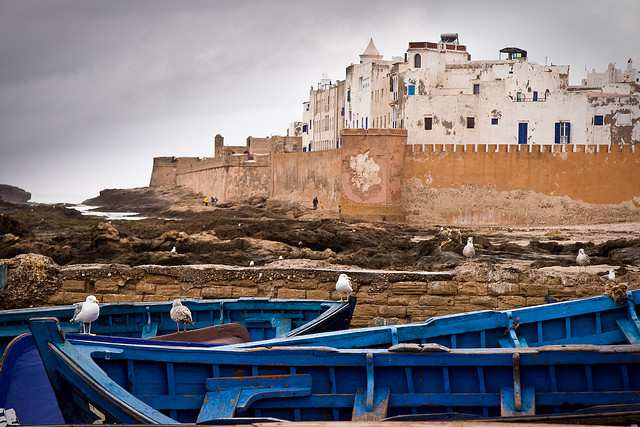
left=170, top=299, right=193, bottom=333
left=607, top=269, right=616, bottom=281
left=335, top=274, right=353, bottom=301
left=576, top=248, right=590, bottom=270
left=249, top=260, right=255, bottom=267
left=462, top=237, right=476, bottom=258
left=71, top=295, right=100, bottom=335
left=170, top=246, right=177, bottom=254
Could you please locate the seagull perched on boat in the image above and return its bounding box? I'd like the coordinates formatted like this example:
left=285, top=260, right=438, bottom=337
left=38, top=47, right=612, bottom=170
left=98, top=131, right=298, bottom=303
left=462, top=237, right=476, bottom=258
left=71, top=295, right=100, bottom=335
left=170, top=299, right=193, bottom=333
left=576, top=248, right=590, bottom=270
left=335, top=274, right=353, bottom=301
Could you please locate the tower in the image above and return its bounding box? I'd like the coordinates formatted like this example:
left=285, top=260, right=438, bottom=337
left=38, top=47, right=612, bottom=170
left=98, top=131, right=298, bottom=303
left=359, top=38, right=382, bottom=64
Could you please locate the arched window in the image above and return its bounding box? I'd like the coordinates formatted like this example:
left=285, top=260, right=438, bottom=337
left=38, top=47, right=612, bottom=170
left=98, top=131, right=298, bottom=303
left=414, top=53, right=421, bottom=68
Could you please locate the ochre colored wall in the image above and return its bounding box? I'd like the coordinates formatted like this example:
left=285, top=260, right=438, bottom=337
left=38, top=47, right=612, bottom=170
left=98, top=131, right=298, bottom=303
left=404, top=143, right=640, bottom=204
left=272, top=150, right=341, bottom=210
left=402, top=143, right=640, bottom=224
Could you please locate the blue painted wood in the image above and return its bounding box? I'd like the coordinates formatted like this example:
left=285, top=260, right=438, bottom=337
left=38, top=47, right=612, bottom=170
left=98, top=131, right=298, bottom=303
left=500, top=387, right=535, bottom=416
left=231, top=290, right=640, bottom=351
left=28, top=318, right=640, bottom=424
left=352, top=387, right=390, bottom=421
left=0, top=297, right=353, bottom=352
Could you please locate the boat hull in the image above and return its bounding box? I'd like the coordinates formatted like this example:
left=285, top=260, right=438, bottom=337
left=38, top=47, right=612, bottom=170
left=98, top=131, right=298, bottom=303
left=0, top=296, right=355, bottom=352
left=29, top=317, right=640, bottom=424
left=232, top=290, right=640, bottom=350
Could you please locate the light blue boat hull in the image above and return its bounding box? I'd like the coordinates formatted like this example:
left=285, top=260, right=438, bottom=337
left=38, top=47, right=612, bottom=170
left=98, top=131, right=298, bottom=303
left=231, top=290, right=640, bottom=350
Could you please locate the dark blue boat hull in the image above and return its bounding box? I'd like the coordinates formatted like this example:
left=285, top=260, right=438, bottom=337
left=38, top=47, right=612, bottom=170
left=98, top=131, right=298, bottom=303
left=0, top=297, right=355, bottom=353
left=0, top=334, right=64, bottom=425
left=28, top=318, right=640, bottom=424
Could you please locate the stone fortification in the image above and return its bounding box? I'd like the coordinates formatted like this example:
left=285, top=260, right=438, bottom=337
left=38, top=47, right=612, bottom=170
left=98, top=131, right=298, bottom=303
left=151, top=129, right=640, bottom=225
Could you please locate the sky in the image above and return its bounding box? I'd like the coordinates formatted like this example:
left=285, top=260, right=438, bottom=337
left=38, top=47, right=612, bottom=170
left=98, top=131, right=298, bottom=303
left=0, top=0, right=638, bottom=203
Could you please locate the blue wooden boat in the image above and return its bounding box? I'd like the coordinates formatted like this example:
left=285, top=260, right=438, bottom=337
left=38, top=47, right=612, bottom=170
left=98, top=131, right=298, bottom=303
left=0, top=297, right=355, bottom=424
left=28, top=317, right=640, bottom=424
left=231, top=290, right=640, bottom=350
left=0, top=296, right=356, bottom=352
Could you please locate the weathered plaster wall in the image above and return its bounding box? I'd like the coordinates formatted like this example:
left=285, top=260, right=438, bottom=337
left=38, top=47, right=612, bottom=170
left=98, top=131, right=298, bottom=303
left=402, top=143, right=640, bottom=224
left=271, top=149, right=341, bottom=210
left=340, top=129, right=406, bottom=221
left=177, top=162, right=271, bottom=202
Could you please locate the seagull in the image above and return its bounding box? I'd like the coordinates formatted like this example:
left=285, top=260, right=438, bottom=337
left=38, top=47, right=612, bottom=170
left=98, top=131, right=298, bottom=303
left=71, top=295, right=100, bottom=335
left=278, top=255, right=284, bottom=260
left=170, top=246, right=177, bottom=254
left=335, top=274, right=353, bottom=301
left=170, top=299, right=193, bottom=333
left=607, top=269, right=616, bottom=281
left=576, top=248, right=590, bottom=270
left=462, top=237, right=476, bottom=258
left=249, top=260, right=255, bottom=266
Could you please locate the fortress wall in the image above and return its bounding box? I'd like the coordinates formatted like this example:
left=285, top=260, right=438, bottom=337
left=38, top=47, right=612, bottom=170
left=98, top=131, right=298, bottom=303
left=271, top=149, right=342, bottom=210
left=402, top=143, right=640, bottom=224
left=152, top=131, right=640, bottom=224
left=177, top=163, right=271, bottom=202
left=149, top=157, right=178, bottom=187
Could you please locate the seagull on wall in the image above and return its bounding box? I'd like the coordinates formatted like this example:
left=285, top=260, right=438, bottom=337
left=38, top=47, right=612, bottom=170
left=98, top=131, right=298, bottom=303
left=576, top=248, right=591, bottom=271
left=608, top=269, right=616, bottom=281
left=71, top=295, right=100, bottom=335
left=249, top=260, right=255, bottom=267
left=335, top=274, right=353, bottom=302
left=170, top=299, right=193, bottom=333
left=170, top=246, right=177, bottom=254
left=462, top=237, right=476, bottom=258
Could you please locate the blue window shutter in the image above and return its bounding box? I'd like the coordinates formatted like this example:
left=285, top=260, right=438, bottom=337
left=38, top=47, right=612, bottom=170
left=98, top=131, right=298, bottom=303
left=365, top=117, right=368, bottom=129
left=408, top=85, right=415, bottom=96
left=533, top=91, right=538, bottom=101
left=566, top=122, right=571, bottom=144
left=594, top=115, right=603, bottom=126
left=554, top=122, right=561, bottom=144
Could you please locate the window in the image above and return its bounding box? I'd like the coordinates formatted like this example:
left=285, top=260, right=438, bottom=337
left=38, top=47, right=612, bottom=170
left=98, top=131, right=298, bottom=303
left=467, top=117, right=475, bottom=129
left=389, top=77, right=394, bottom=92
left=473, top=84, right=480, bottom=95
left=554, top=121, right=571, bottom=144
left=407, top=84, right=415, bottom=96
left=302, top=124, right=308, bottom=133
left=491, top=117, right=499, bottom=125
left=516, top=91, right=523, bottom=102
left=533, top=91, right=538, bottom=101
left=594, top=115, right=604, bottom=126
left=424, top=117, right=433, bottom=130
left=414, top=53, right=421, bottom=68
left=347, top=90, right=351, bottom=102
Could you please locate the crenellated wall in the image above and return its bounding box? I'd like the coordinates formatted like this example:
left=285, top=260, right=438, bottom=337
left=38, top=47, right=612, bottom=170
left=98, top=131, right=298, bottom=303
left=150, top=129, right=640, bottom=224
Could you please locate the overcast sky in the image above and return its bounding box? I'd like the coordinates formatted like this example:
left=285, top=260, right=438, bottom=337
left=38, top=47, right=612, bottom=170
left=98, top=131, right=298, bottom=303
left=0, top=0, right=638, bottom=203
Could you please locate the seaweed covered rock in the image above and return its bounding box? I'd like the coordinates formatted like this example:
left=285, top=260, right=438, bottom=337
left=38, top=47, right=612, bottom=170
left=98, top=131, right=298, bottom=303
left=0, top=254, right=61, bottom=309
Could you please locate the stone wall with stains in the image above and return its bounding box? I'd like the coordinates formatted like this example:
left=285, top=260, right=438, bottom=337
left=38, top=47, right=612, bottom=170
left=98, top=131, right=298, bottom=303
left=17, top=260, right=635, bottom=328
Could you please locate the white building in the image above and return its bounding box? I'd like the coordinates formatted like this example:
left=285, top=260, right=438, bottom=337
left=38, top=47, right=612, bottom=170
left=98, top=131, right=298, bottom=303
left=298, top=35, right=640, bottom=149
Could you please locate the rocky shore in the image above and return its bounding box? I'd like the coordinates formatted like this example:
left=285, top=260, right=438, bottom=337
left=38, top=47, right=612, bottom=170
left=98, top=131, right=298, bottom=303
left=1, top=186, right=639, bottom=312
